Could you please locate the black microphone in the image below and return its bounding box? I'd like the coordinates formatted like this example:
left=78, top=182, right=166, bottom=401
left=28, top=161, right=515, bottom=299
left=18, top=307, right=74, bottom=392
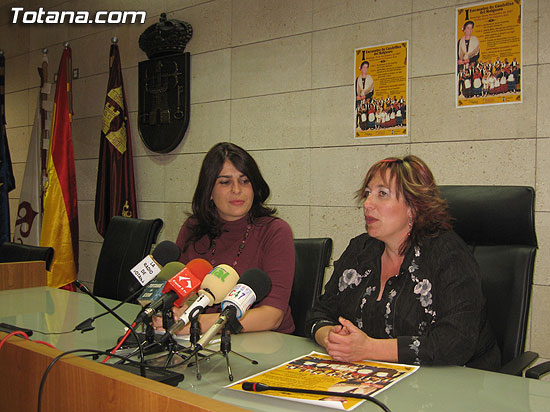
left=73, top=280, right=145, bottom=365
left=241, top=382, right=392, bottom=412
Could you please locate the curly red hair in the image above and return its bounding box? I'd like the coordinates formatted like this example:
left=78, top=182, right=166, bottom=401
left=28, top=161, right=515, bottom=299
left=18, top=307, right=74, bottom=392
left=357, top=155, right=452, bottom=254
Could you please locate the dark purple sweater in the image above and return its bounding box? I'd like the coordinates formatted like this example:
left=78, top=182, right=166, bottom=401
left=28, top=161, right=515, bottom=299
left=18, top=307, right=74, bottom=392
left=176, top=215, right=295, bottom=334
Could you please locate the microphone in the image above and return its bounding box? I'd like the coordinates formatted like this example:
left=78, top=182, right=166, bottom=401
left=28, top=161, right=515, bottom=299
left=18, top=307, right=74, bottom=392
left=195, top=269, right=271, bottom=350
left=136, top=262, right=183, bottom=307
left=241, top=382, right=392, bottom=411
left=134, top=259, right=212, bottom=324
left=130, top=240, right=181, bottom=286
left=162, top=264, right=240, bottom=341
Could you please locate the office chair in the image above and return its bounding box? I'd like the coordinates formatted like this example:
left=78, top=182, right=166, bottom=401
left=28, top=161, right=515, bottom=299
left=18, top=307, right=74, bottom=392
left=290, top=238, right=333, bottom=338
left=439, top=185, right=549, bottom=378
left=93, top=216, right=163, bottom=302
left=0, top=241, right=54, bottom=270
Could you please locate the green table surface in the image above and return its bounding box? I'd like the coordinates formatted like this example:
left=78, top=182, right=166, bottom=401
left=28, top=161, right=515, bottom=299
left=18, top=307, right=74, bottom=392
left=1, top=286, right=549, bottom=411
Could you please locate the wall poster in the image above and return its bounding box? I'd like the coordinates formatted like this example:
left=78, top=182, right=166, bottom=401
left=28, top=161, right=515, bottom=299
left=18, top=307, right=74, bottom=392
left=456, top=0, right=522, bottom=107
left=354, top=41, right=408, bottom=139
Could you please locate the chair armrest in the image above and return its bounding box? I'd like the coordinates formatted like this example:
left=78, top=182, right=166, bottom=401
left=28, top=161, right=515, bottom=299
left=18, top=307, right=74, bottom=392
left=525, top=361, right=550, bottom=379
left=499, top=351, right=538, bottom=376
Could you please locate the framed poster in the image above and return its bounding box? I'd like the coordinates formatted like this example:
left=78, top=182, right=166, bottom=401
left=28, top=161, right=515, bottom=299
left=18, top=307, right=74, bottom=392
left=354, top=41, right=408, bottom=139
left=456, top=0, right=522, bottom=107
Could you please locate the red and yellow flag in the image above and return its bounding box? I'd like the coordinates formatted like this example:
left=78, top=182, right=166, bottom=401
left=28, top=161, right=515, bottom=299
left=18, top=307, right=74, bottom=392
left=40, top=47, right=78, bottom=288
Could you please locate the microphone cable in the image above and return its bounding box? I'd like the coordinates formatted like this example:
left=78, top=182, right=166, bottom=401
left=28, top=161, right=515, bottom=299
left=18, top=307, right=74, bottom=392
left=73, top=281, right=145, bottom=366
left=242, top=381, right=392, bottom=412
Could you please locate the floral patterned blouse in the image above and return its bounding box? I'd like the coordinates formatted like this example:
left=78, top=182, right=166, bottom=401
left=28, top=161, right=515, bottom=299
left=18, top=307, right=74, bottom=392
left=306, top=231, right=501, bottom=370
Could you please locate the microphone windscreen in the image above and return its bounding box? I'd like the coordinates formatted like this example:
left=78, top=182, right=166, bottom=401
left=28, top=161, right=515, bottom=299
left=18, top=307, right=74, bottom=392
left=184, top=258, right=213, bottom=281
left=156, top=261, right=186, bottom=281
left=151, top=241, right=181, bottom=266
left=200, top=264, right=240, bottom=303
left=238, top=269, right=272, bottom=302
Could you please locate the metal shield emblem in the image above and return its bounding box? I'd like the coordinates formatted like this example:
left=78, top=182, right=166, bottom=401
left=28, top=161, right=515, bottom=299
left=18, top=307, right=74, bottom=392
left=138, top=53, right=190, bottom=153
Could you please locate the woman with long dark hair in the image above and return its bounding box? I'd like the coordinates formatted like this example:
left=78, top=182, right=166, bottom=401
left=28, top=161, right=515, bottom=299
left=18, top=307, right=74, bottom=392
left=172, top=142, right=295, bottom=334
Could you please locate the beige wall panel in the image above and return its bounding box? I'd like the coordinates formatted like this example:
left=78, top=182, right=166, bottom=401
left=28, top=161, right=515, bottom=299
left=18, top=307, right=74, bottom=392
left=133, top=154, right=167, bottom=202
left=190, top=49, right=231, bottom=104
left=176, top=100, right=231, bottom=154
left=312, top=15, right=411, bottom=89
left=74, top=158, right=97, bottom=202
left=231, top=34, right=311, bottom=99
left=310, top=145, right=409, bottom=207
left=0, top=20, right=29, bottom=58
left=78, top=200, right=103, bottom=243
left=71, top=29, right=114, bottom=79
left=530, top=285, right=550, bottom=358
left=163, top=153, right=205, bottom=203
left=411, top=8, right=455, bottom=78
left=5, top=54, right=30, bottom=93
left=310, top=206, right=365, bottom=266
left=534, top=212, right=550, bottom=286
left=161, top=202, right=191, bottom=243
left=410, top=67, right=536, bottom=143
left=540, top=0, right=550, bottom=65
left=72, top=73, right=109, bottom=120
left=311, top=85, right=410, bottom=147
left=313, top=0, right=411, bottom=31
left=165, top=0, right=213, bottom=11
left=116, top=16, right=150, bottom=70
left=5, top=126, right=31, bottom=163
left=412, top=0, right=471, bottom=12
left=171, top=0, right=231, bottom=55
left=538, top=64, right=550, bottom=139
left=78, top=240, right=102, bottom=284
left=250, top=148, right=311, bottom=205
left=72, top=116, right=101, bottom=160
left=27, top=5, right=68, bottom=52
left=5, top=89, right=30, bottom=127
left=136, top=201, right=168, bottom=242
left=275, top=205, right=311, bottom=239
left=411, top=139, right=535, bottom=186
left=536, top=138, right=550, bottom=212
left=231, top=91, right=311, bottom=150
left=232, top=0, right=312, bottom=46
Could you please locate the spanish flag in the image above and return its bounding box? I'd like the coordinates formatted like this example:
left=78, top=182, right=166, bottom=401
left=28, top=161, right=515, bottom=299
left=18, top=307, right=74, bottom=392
left=40, top=47, right=78, bottom=288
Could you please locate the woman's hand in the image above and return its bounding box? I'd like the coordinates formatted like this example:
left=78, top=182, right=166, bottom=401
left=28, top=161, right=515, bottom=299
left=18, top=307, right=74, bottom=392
left=319, top=317, right=398, bottom=363
left=325, top=317, right=371, bottom=362
left=151, top=304, right=189, bottom=333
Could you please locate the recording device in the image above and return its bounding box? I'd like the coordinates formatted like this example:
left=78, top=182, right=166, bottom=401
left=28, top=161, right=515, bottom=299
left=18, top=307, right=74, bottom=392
left=195, top=269, right=271, bottom=351
left=130, top=240, right=181, bottom=286
left=133, top=259, right=212, bottom=324
left=160, top=264, right=240, bottom=343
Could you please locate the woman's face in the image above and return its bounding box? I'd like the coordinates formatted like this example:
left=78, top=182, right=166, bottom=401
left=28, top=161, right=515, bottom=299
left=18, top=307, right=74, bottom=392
left=211, top=160, right=254, bottom=221
left=362, top=170, right=412, bottom=247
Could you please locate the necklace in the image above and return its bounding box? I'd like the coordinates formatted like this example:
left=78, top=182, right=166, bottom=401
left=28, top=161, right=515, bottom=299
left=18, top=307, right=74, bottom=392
left=210, top=224, right=251, bottom=268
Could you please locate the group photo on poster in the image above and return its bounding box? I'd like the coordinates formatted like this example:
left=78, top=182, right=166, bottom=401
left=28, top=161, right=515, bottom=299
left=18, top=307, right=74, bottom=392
left=354, top=41, right=408, bottom=139
left=456, top=0, right=522, bottom=107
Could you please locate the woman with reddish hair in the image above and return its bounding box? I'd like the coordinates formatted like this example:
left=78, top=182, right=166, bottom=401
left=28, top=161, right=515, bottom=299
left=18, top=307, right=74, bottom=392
left=306, top=155, right=500, bottom=370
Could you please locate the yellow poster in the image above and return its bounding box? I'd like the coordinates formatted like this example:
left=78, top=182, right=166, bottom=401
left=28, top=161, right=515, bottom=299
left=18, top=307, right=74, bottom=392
left=354, top=41, right=408, bottom=139
left=227, top=351, right=418, bottom=411
left=456, top=0, right=522, bottom=107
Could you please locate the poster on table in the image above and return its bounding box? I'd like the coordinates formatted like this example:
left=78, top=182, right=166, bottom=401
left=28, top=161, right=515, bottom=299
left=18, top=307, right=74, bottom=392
left=456, top=0, right=522, bottom=107
left=354, top=41, right=408, bottom=139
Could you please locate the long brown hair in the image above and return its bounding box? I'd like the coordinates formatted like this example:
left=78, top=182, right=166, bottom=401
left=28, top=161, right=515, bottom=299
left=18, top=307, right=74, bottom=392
left=357, top=155, right=452, bottom=254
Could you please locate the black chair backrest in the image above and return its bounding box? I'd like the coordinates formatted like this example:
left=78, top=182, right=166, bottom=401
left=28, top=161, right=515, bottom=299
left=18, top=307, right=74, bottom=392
left=439, top=186, right=537, bottom=366
left=0, top=242, right=55, bottom=270
left=93, top=216, right=163, bottom=301
left=291, top=238, right=333, bottom=337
